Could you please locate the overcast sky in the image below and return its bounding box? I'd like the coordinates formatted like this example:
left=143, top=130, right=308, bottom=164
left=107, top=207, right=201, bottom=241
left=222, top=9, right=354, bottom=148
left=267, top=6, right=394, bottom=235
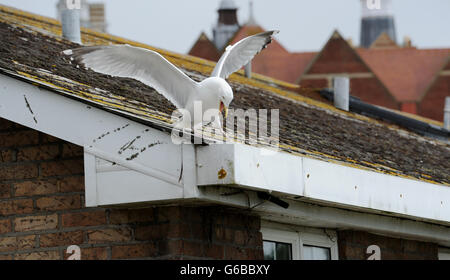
left=1, top=0, right=449, bottom=54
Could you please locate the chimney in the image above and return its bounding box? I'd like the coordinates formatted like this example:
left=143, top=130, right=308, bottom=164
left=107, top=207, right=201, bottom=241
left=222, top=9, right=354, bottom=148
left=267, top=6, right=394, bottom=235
left=89, top=3, right=107, bottom=33
left=403, top=36, right=412, bottom=48
left=333, top=77, right=350, bottom=111
left=245, top=63, right=252, bottom=78
left=212, top=0, right=240, bottom=50
left=61, top=1, right=82, bottom=44
left=444, top=97, right=450, bottom=130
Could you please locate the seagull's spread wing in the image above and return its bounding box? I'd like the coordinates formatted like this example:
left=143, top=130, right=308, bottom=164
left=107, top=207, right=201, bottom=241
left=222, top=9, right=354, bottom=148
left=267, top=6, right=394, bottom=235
left=63, top=45, right=198, bottom=108
left=211, top=30, right=279, bottom=79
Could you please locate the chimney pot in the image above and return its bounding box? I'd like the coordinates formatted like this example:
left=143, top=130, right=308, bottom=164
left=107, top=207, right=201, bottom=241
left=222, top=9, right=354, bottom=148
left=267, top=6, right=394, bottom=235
left=444, top=97, right=450, bottom=130
left=245, top=62, right=252, bottom=78
left=62, top=8, right=82, bottom=44
left=334, top=77, right=350, bottom=111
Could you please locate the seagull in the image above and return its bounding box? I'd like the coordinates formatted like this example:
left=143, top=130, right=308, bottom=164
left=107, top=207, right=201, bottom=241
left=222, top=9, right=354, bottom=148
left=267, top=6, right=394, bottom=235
left=63, top=30, right=279, bottom=130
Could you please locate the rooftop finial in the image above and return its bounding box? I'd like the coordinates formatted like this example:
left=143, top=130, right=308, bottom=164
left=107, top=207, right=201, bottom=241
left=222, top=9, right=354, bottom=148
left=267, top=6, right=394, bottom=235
left=247, top=0, right=258, bottom=26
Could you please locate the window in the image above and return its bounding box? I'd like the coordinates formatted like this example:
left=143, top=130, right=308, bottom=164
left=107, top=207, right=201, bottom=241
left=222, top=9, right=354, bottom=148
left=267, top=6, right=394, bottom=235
left=263, top=241, right=292, bottom=260
left=261, top=222, right=338, bottom=260
left=439, top=248, right=450, bottom=260
left=302, top=245, right=331, bottom=260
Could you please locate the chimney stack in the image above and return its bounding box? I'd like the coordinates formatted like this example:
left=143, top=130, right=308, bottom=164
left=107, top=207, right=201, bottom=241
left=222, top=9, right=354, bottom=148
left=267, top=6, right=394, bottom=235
left=213, top=0, right=240, bottom=50
left=444, top=97, right=450, bottom=130
left=334, top=77, right=350, bottom=111
left=61, top=1, right=82, bottom=44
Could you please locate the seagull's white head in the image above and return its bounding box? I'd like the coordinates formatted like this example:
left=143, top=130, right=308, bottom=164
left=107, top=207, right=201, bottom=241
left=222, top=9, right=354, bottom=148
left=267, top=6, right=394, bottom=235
left=200, top=77, right=234, bottom=118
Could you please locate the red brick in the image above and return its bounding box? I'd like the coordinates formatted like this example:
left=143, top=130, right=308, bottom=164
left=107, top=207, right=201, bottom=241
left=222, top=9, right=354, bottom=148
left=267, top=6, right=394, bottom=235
left=157, top=207, right=182, bottom=222
left=0, top=219, right=11, bottom=234
left=337, top=230, right=438, bottom=260
left=135, top=224, right=168, bottom=241
left=225, top=246, right=248, bottom=260
left=63, top=246, right=108, bottom=260
left=0, top=150, right=15, bottom=163
left=419, top=76, right=450, bottom=121
left=17, top=235, right=36, bottom=250
left=87, top=228, right=131, bottom=244
left=111, top=244, right=157, bottom=259
left=58, top=176, right=84, bottom=193
left=300, top=78, right=328, bottom=88
left=0, top=199, right=34, bottom=216
left=13, top=180, right=58, bottom=196
left=0, top=237, right=15, bottom=252
left=307, top=36, right=369, bottom=74
left=62, top=144, right=83, bottom=158
left=159, top=239, right=183, bottom=256
left=109, top=208, right=155, bottom=224
left=16, top=145, right=60, bottom=161
left=0, top=118, right=14, bottom=130
left=0, top=235, right=35, bottom=252
left=62, top=210, right=106, bottom=228
left=36, top=195, right=81, bottom=211
left=40, top=231, right=84, bottom=248
left=0, top=254, right=12, bottom=260
left=0, top=130, right=39, bottom=148
left=0, top=183, right=10, bottom=198
left=15, top=250, right=60, bottom=260
left=40, top=159, right=84, bottom=177
left=182, top=240, right=204, bottom=257
left=81, top=247, right=108, bottom=260
left=245, top=248, right=264, bottom=260
left=0, top=163, right=38, bottom=180
left=204, top=244, right=224, bottom=259
left=14, top=214, right=58, bottom=232
left=40, top=134, right=61, bottom=144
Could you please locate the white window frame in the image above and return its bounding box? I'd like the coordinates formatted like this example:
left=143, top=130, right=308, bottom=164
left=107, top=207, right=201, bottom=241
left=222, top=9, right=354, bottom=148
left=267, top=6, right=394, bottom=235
left=438, top=248, right=450, bottom=260
left=261, top=221, right=338, bottom=260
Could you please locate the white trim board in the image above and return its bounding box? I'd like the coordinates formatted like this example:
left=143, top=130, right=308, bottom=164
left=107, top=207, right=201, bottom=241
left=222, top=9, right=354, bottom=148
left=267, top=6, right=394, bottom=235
left=196, top=143, right=450, bottom=225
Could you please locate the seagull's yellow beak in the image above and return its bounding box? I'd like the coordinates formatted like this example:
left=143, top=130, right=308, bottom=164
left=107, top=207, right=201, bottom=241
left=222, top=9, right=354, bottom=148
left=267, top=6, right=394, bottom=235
left=220, top=101, right=228, bottom=118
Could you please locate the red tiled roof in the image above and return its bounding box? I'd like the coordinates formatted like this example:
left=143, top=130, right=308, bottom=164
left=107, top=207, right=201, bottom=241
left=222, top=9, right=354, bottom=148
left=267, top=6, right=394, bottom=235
left=188, top=32, right=221, bottom=62
left=250, top=51, right=316, bottom=83
left=227, top=25, right=315, bottom=83
left=229, top=25, right=288, bottom=54
left=357, top=48, right=450, bottom=102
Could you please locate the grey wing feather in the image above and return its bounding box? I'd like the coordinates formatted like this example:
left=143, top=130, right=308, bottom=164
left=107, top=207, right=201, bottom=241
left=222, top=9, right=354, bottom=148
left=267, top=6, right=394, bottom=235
left=211, top=30, right=279, bottom=79
left=63, top=45, right=198, bottom=108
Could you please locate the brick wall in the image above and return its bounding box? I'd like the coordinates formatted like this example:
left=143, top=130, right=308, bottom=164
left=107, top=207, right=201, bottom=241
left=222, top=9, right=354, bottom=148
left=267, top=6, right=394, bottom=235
left=337, top=230, right=438, bottom=260
left=0, top=118, right=263, bottom=260
left=419, top=75, right=450, bottom=122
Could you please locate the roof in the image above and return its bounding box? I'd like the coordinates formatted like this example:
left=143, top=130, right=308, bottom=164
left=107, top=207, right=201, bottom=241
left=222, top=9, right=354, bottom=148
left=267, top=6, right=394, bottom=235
left=0, top=5, right=449, bottom=186
left=357, top=47, right=450, bottom=102
left=188, top=32, right=221, bottom=62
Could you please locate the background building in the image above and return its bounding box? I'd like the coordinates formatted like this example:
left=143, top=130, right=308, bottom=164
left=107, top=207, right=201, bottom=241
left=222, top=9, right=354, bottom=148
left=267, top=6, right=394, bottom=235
left=56, top=0, right=107, bottom=33
left=189, top=0, right=450, bottom=122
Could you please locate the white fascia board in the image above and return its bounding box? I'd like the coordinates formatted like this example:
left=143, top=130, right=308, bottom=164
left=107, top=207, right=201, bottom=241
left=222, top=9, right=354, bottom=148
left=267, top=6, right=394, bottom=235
left=0, top=73, right=191, bottom=206
left=196, top=142, right=450, bottom=225
left=197, top=143, right=303, bottom=195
